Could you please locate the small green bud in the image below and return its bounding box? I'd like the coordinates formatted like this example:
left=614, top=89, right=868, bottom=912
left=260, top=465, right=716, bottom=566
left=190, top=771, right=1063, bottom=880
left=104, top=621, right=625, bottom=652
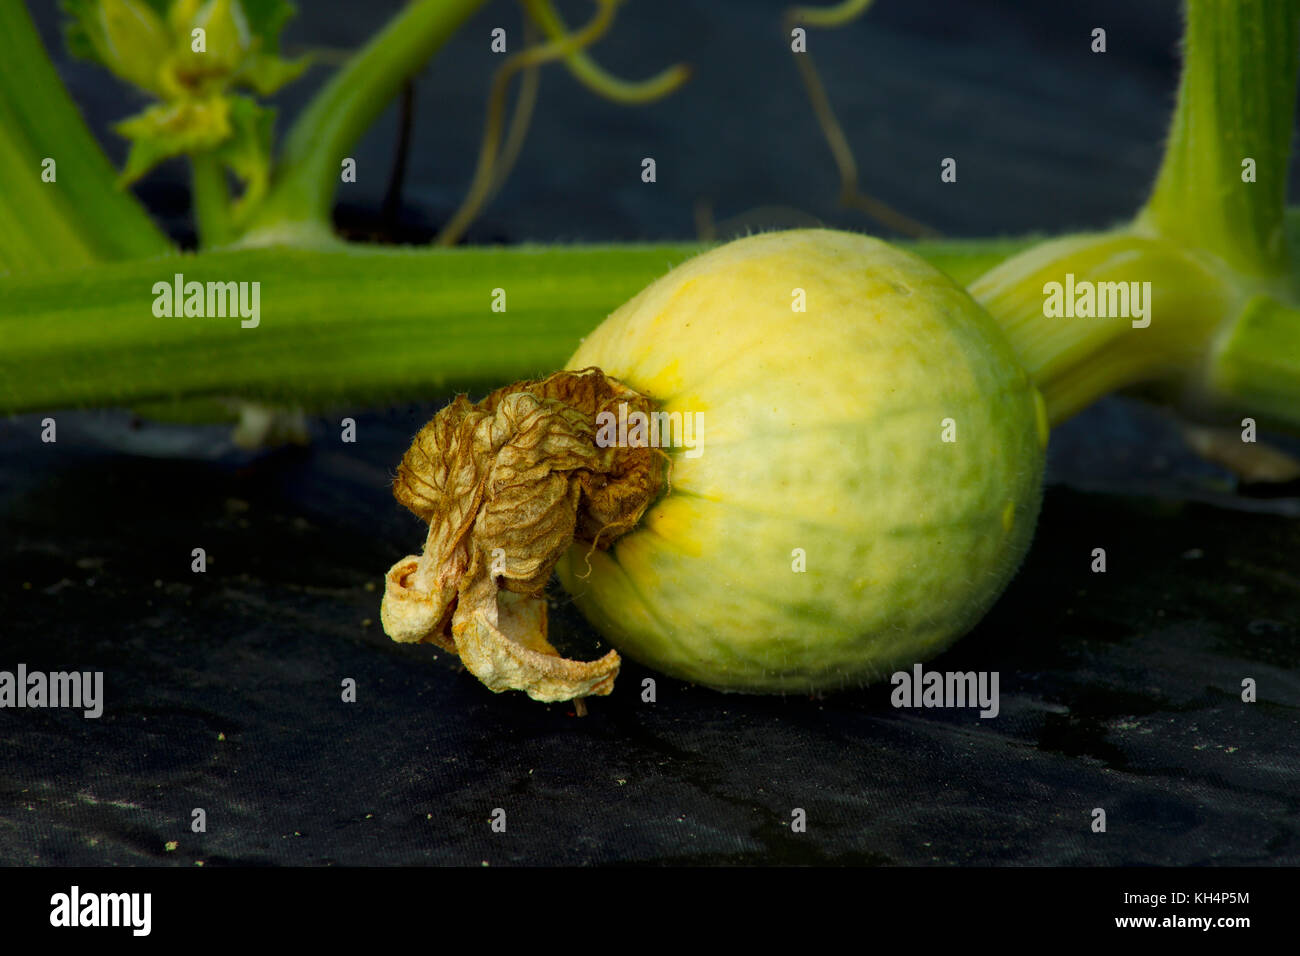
left=92, top=0, right=171, bottom=94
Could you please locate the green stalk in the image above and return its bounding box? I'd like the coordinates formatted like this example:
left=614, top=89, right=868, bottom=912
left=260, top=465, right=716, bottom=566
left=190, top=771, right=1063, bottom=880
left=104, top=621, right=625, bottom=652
left=0, top=243, right=702, bottom=412
left=0, top=235, right=1032, bottom=414
left=0, top=90, right=99, bottom=274
left=242, top=0, right=491, bottom=244
left=0, top=0, right=173, bottom=273
left=969, top=233, right=1239, bottom=424
left=1138, top=0, right=1300, bottom=428
left=1209, top=294, right=1300, bottom=425
left=191, top=153, right=234, bottom=248
left=971, top=0, right=1300, bottom=430
left=1138, top=0, right=1300, bottom=280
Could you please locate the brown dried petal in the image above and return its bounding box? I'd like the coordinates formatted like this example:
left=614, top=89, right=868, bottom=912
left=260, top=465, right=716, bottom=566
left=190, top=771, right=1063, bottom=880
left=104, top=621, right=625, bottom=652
left=380, top=368, right=663, bottom=702
left=380, top=555, right=456, bottom=653
left=452, top=582, right=620, bottom=702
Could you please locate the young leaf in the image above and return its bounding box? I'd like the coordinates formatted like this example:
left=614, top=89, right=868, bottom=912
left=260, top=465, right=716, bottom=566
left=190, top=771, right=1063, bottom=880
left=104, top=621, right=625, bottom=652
left=237, top=0, right=297, bottom=52
left=115, top=97, right=233, bottom=184
left=236, top=51, right=311, bottom=96
left=219, top=94, right=275, bottom=216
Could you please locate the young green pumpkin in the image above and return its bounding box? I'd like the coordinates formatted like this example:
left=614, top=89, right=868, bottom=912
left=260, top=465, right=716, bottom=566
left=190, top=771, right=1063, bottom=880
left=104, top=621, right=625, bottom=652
left=554, top=229, right=1047, bottom=692
left=381, top=229, right=1046, bottom=699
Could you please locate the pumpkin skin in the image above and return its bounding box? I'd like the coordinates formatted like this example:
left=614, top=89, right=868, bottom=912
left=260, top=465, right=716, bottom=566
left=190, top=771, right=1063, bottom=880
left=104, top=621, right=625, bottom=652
left=554, top=229, right=1047, bottom=693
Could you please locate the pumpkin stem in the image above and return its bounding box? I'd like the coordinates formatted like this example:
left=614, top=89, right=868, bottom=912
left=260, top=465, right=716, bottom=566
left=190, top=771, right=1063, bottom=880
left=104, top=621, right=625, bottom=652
left=968, top=230, right=1246, bottom=425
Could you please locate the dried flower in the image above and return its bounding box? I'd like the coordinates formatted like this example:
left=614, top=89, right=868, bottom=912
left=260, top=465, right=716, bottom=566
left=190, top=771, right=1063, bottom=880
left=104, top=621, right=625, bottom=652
left=381, top=368, right=664, bottom=702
